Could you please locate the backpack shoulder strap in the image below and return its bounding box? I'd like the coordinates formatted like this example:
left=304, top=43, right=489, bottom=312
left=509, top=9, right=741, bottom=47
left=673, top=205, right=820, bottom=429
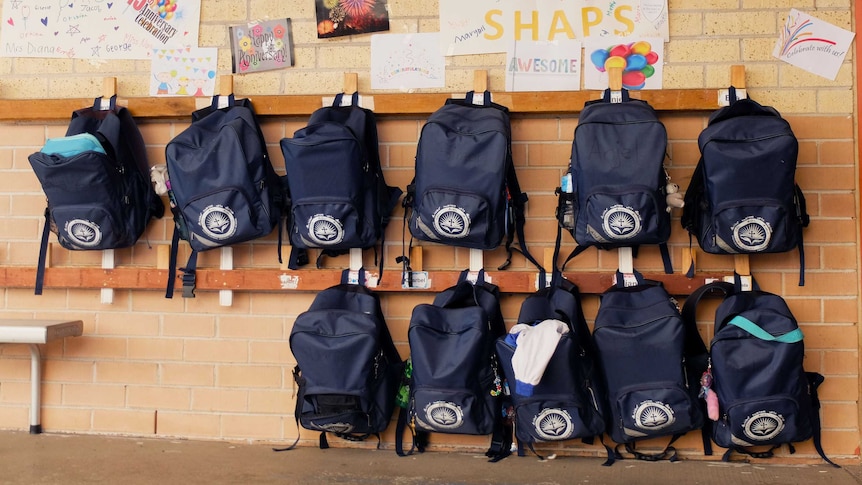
left=794, top=184, right=809, bottom=286
left=34, top=208, right=52, bottom=295
left=805, top=372, right=840, bottom=467
left=680, top=280, right=734, bottom=332
left=500, top=154, right=545, bottom=278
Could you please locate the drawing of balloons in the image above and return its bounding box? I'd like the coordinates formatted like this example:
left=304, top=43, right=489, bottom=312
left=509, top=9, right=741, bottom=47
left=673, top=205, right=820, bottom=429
left=604, top=56, right=626, bottom=70
left=590, top=40, right=660, bottom=90
left=21, top=5, right=30, bottom=29
left=158, top=0, right=176, bottom=18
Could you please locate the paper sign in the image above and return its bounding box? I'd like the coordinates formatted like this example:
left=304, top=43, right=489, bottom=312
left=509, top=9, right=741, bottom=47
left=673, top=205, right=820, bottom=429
left=230, top=19, right=295, bottom=74
left=371, top=33, right=445, bottom=90
left=150, top=47, right=217, bottom=97
left=1, top=0, right=201, bottom=59
left=773, top=9, right=855, bottom=81
left=505, top=39, right=581, bottom=92
left=439, top=0, right=669, bottom=57
left=583, top=37, right=663, bottom=91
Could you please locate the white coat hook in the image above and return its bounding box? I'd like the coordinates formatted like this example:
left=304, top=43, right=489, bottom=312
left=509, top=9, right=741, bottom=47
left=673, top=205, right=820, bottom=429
left=607, top=67, right=635, bottom=275
left=219, top=247, right=233, bottom=307
left=100, top=250, right=115, bottom=304
left=466, top=71, right=489, bottom=282
left=100, top=77, right=117, bottom=304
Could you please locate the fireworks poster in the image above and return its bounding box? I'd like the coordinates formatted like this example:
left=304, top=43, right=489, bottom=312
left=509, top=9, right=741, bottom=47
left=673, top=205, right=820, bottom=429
left=315, top=0, right=390, bottom=39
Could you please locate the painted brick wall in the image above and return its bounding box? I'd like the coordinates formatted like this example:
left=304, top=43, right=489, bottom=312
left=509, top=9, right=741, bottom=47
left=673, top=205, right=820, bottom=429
left=0, top=0, right=858, bottom=463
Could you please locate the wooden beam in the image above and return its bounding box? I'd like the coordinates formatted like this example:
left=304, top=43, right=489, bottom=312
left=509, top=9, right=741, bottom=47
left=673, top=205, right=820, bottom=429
left=102, top=78, right=117, bottom=99
left=409, top=247, right=423, bottom=272
left=607, top=66, right=623, bottom=91
left=343, top=73, right=358, bottom=94
left=730, top=65, right=746, bottom=88
left=218, top=75, right=234, bottom=96
left=473, top=70, right=488, bottom=92
left=0, top=89, right=727, bottom=121
left=0, top=266, right=726, bottom=296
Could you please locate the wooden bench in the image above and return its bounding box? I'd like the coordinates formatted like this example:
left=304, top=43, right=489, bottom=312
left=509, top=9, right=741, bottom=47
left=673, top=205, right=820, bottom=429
left=0, top=319, right=83, bottom=434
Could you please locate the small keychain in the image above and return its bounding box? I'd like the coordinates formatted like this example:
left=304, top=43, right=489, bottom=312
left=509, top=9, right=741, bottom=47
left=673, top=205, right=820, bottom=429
left=491, top=374, right=503, bottom=396
left=699, top=362, right=719, bottom=421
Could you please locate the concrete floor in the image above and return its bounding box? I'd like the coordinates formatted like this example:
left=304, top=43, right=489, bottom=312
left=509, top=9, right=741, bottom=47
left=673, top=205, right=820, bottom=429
left=1, top=430, right=860, bottom=485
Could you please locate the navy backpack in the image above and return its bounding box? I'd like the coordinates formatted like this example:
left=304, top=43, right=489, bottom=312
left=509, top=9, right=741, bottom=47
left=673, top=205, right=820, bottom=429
left=280, top=93, right=401, bottom=272
left=592, top=270, right=708, bottom=461
left=681, top=87, right=809, bottom=284
left=396, top=270, right=511, bottom=462
left=681, top=277, right=837, bottom=466
left=559, top=89, right=672, bottom=273
left=495, top=272, right=609, bottom=461
left=28, top=96, right=164, bottom=294
left=404, top=91, right=538, bottom=271
left=164, top=95, right=284, bottom=298
left=279, top=270, right=402, bottom=450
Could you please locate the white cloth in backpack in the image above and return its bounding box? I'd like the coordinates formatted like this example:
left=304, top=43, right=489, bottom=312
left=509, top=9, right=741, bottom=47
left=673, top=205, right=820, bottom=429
left=507, top=319, right=569, bottom=396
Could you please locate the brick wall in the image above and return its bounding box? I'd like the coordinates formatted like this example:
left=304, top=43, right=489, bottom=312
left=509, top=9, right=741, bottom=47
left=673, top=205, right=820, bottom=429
left=0, top=0, right=857, bottom=463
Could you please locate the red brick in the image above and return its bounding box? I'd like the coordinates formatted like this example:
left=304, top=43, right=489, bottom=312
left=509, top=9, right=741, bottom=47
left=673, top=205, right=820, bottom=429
left=512, top=118, right=560, bottom=142
left=801, top=324, right=858, bottom=350
left=787, top=116, right=853, bottom=139
left=660, top=114, right=707, bottom=140
left=377, top=119, right=420, bottom=143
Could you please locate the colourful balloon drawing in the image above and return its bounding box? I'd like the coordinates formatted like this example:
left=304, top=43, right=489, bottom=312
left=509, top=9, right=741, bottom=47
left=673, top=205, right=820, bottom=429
left=589, top=41, right=659, bottom=90
left=156, top=0, right=177, bottom=20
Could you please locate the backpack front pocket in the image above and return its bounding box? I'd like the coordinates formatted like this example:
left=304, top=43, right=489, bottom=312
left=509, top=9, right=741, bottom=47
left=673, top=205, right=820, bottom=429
left=410, top=188, right=501, bottom=250
left=613, top=382, right=700, bottom=441
left=51, top=204, right=125, bottom=250
left=718, top=396, right=807, bottom=448
left=290, top=199, right=368, bottom=250
left=711, top=200, right=793, bottom=254
left=181, top=186, right=265, bottom=250
left=579, top=186, right=668, bottom=247
left=412, top=387, right=494, bottom=435
left=514, top=398, right=593, bottom=442
left=298, top=394, right=376, bottom=435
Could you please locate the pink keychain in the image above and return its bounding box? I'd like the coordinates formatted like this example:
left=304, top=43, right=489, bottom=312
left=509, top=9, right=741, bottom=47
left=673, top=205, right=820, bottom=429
left=699, top=364, right=720, bottom=421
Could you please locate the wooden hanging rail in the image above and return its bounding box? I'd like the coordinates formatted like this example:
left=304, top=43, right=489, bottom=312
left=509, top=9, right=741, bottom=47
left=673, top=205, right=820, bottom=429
left=0, top=88, right=726, bottom=121
left=0, top=266, right=727, bottom=296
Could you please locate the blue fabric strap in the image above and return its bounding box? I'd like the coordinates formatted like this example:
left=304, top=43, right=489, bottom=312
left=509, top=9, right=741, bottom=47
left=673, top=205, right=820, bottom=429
left=728, top=315, right=803, bottom=343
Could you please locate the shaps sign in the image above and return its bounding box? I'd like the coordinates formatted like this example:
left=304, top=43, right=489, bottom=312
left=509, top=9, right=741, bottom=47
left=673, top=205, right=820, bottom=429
left=440, top=0, right=668, bottom=56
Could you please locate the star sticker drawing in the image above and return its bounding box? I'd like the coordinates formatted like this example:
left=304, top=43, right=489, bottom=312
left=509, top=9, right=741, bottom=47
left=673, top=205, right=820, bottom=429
left=10, top=0, right=22, bottom=8
left=66, top=24, right=81, bottom=36
left=91, top=45, right=101, bottom=56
